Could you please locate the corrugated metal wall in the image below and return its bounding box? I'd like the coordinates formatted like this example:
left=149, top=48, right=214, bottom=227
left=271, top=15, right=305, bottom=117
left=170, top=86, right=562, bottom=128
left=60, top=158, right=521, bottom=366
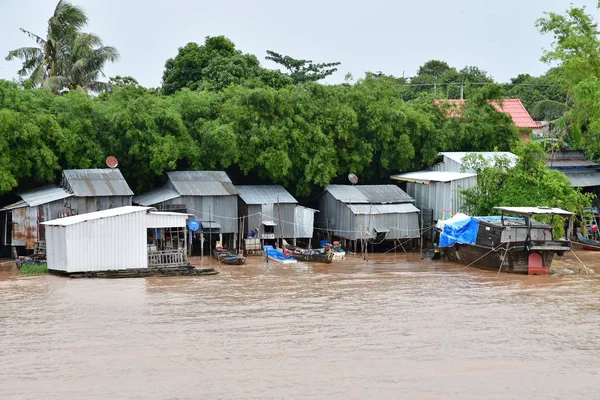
left=45, top=226, right=66, bottom=271
left=156, top=195, right=238, bottom=233
left=294, top=206, right=315, bottom=239
left=355, top=212, right=420, bottom=239
left=72, top=195, right=132, bottom=214
left=432, top=157, right=464, bottom=172
left=320, top=192, right=421, bottom=240
left=50, top=211, right=148, bottom=272
left=10, top=196, right=133, bottom=249
left=406, top=176, right=477, bottom=221
left=320, top=193, right=358, bottom=240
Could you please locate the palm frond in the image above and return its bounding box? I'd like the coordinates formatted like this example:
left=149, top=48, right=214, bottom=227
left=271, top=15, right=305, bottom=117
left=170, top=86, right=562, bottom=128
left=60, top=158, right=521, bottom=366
left=5, top=46, right=42, bottom=62
left=41, top=75, right=69, bottom=92
left=19, top=29, right=47, bottom=47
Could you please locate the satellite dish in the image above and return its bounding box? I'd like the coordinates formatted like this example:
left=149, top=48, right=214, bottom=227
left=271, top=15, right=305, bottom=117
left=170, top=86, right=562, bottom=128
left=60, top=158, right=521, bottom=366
left=106, top=156, right=119, bottom=169
left=348, top=173, right=359, bottom=185
left=188, top=219, right=200, bottom=232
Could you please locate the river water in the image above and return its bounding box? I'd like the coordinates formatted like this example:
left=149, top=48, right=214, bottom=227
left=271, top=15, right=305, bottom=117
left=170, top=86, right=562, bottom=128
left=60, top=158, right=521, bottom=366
left=0, top=252, right=599, bottom=399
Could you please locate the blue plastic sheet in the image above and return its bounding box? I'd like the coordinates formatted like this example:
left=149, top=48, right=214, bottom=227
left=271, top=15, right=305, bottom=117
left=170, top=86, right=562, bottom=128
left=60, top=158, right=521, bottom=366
left=439, top=217, right=480, bottom=247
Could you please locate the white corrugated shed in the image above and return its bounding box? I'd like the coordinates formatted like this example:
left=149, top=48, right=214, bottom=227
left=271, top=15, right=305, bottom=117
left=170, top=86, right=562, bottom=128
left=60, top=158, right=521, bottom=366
left=434, top=152, right=518, bottom=173
left=392, top=171, right=477, bottom=221
left=42, top=206, right=191, bottom=273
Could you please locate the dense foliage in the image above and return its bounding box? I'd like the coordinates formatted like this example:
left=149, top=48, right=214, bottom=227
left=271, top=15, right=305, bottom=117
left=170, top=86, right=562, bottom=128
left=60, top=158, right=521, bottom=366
left=461, top=142, right=593, bottom=236
left=0, top=74, right=520, bottom=198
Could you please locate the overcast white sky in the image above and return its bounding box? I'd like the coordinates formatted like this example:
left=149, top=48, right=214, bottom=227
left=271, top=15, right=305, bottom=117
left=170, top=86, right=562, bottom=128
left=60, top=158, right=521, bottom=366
left=1, top=0, right=598, bottom=88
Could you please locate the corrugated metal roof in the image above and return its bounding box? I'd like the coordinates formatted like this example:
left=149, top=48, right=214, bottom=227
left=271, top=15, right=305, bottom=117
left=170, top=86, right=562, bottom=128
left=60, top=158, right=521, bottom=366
left=391, top=171, right=477, bottom=183
left=563, top=171, right=600, bottom=187
left=348, top=203, right=420, bottom=215
left=325, top=185, right=414, bottom=204
left=493, top=206, right=573, bottom=216
left=62, top=169, right=134, bottom=197
left=1, top=185, right=72, bottom=210
left=133, top=187, right=181, bottom=206
left=236, top=185, right=297, bottom=204
left=42, top=206, right=153, bottom=226
left=547, top=159, right=599, bottom=168
left=439, top=152, right=519, bottom=166
left=435, top=99, right=539, bottom=128
left=166, top=171, right=238, bottom=196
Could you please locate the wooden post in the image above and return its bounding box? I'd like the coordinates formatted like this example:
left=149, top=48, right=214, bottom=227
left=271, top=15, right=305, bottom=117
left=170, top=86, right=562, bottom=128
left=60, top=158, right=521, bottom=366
left=420, top=208, right=424, bottom=259
left=277, top=197, right=284, bottom=249
left=200, top=233, right=204, bottom=258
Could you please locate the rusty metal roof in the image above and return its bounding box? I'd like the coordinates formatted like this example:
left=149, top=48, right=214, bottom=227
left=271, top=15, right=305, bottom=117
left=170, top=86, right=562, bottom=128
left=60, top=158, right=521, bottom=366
left=325, top=185, right=414, bottom=204
left=167, top=171, right=238, bottom=196
left=236, top=185, right=297, bottom=204
left=62, top=169, right=134, bottom=197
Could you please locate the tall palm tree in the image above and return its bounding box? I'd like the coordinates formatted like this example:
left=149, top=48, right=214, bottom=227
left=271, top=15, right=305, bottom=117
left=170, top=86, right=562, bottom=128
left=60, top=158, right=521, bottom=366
left=5, top=0, right=119, bottom=92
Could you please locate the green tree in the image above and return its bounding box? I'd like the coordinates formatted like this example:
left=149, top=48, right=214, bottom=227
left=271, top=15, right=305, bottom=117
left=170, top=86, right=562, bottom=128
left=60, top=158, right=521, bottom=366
left=162, top=36, right=289, bottom=94
left=265, top=50, right=340, bottom=84
left=462, top=142, right=592, bottom=236
left=5, top=0, right=118, bottom=92
left=537, top=4, right=600, bottom=157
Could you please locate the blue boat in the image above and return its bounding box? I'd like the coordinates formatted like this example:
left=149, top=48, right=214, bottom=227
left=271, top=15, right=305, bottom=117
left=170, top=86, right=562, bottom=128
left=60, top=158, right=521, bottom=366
left=263, top=245, right=297, bottom=264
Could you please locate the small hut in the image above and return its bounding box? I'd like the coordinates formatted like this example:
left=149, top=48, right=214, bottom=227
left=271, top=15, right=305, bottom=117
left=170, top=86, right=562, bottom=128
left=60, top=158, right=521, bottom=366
left=0, top=168, right=133, bottom=256
left=320, top=185, right=420, bottom=250
left=391, top=171, right=477, bottom=222
left=236, top=185, right=317, bottom=249
left=133, top=171, right=238, bottom=254
left=42, top=206, right=194, bottom=275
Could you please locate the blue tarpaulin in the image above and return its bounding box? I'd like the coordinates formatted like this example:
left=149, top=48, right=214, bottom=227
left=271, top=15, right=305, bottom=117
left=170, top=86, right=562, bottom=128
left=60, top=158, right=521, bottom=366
left=439, top=217, right=480, bottom=247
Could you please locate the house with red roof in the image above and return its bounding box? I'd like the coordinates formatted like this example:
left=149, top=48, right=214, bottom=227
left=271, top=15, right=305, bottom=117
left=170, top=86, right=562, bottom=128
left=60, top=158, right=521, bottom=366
left=434, top=99, right=543, bottom=138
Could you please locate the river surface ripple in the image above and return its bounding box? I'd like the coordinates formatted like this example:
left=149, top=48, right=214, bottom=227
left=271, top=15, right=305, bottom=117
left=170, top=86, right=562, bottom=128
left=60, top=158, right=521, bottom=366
left=0, top=252, right=599, bottom=399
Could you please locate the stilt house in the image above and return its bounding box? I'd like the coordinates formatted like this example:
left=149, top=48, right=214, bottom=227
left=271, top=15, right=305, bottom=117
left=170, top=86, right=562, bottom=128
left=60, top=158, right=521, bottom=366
left=319, top=185, right=420, bottom=244
left=0, top=168, right=133, bottom=255
left=133, top=171, right=238, bottom=253
left=236, top=185, right=317, bottom=248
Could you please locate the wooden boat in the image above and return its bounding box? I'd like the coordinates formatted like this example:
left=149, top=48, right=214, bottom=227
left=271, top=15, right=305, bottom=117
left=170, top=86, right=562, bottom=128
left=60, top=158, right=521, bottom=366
left=438, top=207, right=574, bottom=275
left=576, top=233, right=600, bottom=251
left=284, top=245, right=334, bottom=263
left=263, top=245, right=297, bottom=264
left=213, top=248, right=247, bottom=265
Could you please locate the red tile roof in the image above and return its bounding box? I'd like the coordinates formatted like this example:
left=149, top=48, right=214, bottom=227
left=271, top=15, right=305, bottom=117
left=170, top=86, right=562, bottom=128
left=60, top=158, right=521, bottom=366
left=434, top=99, right=540, bottom=129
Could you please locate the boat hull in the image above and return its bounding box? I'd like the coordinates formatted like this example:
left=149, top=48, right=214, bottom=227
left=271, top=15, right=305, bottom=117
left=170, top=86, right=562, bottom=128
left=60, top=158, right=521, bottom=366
left=576, top=233, right=600, bottom=251
left=288, top=250, right=333, bottom=263
left=264, top=245, right=297, bottom=264
left=442, top=242, right=564, bottom=274
left=214, top=250, right=246, bottom=265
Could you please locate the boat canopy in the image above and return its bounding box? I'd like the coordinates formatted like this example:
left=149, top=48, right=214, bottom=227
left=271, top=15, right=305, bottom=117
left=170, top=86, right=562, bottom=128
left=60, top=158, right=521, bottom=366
left=493, top=206, right=573, bottom=216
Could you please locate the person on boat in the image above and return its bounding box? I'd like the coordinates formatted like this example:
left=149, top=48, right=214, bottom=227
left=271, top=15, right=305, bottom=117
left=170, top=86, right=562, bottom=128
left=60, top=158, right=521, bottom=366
left=248, top=228, right=258, bottom=238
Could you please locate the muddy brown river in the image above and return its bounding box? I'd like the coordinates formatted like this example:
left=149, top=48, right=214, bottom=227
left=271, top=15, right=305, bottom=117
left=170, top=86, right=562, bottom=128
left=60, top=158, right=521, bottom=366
left=0, top=252, right=599, bottom=399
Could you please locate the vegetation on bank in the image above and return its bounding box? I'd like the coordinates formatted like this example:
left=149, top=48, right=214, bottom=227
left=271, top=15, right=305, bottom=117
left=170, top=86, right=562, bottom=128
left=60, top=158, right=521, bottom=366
left=18, top=262, right=48, bottom=275
left=1, top=0, right=599, bottom=213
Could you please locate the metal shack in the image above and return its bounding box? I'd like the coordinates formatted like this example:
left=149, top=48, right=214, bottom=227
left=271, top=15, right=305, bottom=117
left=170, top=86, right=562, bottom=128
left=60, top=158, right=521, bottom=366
left=42, top=206, right=192, bottom=274
left=133, top=171, right=239, bottom=250
left=391, top=171, right=477, bottom=222
left=61, top=169, right=134, bottom=211
left=236, top=185, right=317, bottom=247
left=320, top=185, right=420, bottom=244
left=0, top=168, right=133, bottom=255
left=433, top=152, right=518, bottom=173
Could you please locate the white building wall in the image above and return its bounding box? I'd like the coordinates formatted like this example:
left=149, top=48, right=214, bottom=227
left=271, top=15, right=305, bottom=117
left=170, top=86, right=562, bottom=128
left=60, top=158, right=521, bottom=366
left=63, top=211, right=147, bottom=273
left=45, top=225, right=67, bottom=271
